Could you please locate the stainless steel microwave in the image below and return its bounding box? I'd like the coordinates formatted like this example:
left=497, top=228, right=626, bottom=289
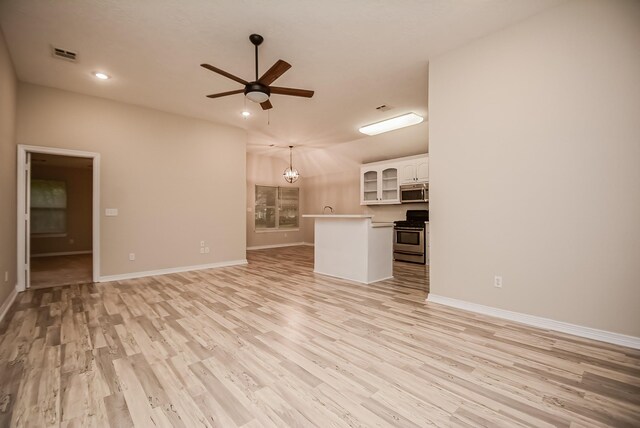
left=400, top=183, right=428, bottom=203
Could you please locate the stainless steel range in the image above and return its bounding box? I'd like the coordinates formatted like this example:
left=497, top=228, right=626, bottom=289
left=393, top=210, right=428, bottom=264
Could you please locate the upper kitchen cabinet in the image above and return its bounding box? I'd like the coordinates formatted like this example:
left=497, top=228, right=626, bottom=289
left=399, top=155, right=429, bottom=184
left=361, top=154, right=427, bottom=205
left=360, top=165, right=399, bottom=205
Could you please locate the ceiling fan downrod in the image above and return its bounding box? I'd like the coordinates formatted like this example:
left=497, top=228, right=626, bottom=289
left=249, top=34, right=264, bottom=81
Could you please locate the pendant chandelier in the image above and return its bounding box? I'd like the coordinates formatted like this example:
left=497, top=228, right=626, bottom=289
left=283, top=145, right=299, bottom=183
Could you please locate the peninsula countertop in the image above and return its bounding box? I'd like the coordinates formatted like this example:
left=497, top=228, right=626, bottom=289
left=302, top=214, right=393, bottom=228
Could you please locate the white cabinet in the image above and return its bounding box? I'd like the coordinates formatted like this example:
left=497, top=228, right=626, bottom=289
left=399, top=156, right=428, bottom=184
left=360, top=165, right=399, bottom=205
left=360, top=154, right=427, bottom=205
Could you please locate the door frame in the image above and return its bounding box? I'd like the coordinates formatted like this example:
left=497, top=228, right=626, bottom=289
left=17, top=145, right=101, bottom=291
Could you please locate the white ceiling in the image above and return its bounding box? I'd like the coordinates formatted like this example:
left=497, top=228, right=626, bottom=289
left=0, top=0, right=564, bottom=166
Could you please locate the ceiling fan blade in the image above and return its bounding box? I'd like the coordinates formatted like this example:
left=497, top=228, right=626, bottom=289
left=206, top=89, right=245, bottom=99
left=201, top=64, right=248, bottom=85
left=260, top=100, right=273, bottom=110
left=258, top=60, right=291, bottom=85
left=270, top=86, right=314, bottom=98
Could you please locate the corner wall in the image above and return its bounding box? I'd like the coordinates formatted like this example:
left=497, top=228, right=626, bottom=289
left=0, top=29, right=17, bottom=310
left=429, top=0, right=640, bottom=336
left=17, top=83, right=247, bottom=277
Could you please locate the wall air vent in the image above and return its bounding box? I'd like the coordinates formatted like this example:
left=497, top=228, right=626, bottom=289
left=51, top=46, right=78, bottom=62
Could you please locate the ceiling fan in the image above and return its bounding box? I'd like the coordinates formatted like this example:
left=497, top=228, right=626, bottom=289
left=201, top=34, right=314, bottom=110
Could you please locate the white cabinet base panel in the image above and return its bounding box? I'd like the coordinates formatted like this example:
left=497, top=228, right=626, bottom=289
left=304, top=215, right=393, bottom=284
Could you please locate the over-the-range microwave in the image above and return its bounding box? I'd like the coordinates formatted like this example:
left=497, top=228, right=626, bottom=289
left=400, top=183, right=428, bottom=203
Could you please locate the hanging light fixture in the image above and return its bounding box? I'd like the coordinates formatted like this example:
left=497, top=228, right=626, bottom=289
left=283, top=145, right=299, bottom=183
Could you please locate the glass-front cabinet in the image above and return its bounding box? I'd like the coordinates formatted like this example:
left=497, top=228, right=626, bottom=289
left=360, top=165, right=399, bottom=205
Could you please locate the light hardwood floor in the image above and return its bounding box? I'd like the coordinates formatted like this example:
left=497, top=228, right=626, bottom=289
left=0, top=246, right=638, bottom=427
left=30, top=254, right=93, bottom=289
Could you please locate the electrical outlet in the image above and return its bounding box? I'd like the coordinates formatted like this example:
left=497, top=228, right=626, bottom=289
left=204, top=247, right=210, bottom=254
left=200, top=241, right=205, bottom=247
left=129, top=253, right=135, bottom=261
left=200, top=248, right=205, bottom=254
left=494, top=275, right=503, bottom=288
left=69, top=238, right=74, bottom=244
left=4, top=271, right=8, bottom=282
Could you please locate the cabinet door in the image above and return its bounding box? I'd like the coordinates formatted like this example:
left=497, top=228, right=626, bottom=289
left=416, top=159, right=429, bottom=182
left=361, top=169, right=380, bottom=204
left=380, top=167, right=399, bottom=203
left=399, top=162, right=417, bottom=184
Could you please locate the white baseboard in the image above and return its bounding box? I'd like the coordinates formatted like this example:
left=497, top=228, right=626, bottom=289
left=247, top=242, right=309, bottom=250
left=426, top=294, right=640, bottom=350
left=0, top=287, right=18, bottom=323
left=31, top=250, right=92, bottom=258
left=98, top=259, right=248, bottom=282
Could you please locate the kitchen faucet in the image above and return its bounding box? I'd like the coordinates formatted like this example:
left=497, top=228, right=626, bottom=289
left=323, top=206, right=334, bottom=214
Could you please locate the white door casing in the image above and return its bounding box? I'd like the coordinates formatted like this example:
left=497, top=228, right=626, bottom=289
left=16, top=145, right=101, bottom=291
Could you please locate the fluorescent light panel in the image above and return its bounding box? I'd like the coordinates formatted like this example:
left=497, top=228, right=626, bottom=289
left=359, top=112, right=423, bottom=136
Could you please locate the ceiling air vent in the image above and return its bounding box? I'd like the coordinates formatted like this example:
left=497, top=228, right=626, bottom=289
left=376, top=104, right=393, bottom=112
left=52, top=46, right=78, bottom=62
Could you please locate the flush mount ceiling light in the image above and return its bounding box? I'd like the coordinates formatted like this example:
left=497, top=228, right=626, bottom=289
left=241, top=110, right=251, bottom=117
left=358, top=112, right=424, bottom=136
left=93, top=72, right=110, bottom=80
left=283, top=145, right=299, bottom=183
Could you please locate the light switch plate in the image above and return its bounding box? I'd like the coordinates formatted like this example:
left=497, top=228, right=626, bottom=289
left=105, top=208, right=118, bottom=216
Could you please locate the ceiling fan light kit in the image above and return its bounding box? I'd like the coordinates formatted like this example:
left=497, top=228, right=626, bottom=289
left=359, top=112, right=424, bottom=136
left=244, top=82, right=270, bottom=103
left=283, top=146, right=299, bottom=183
left=201, top=34, right=314, bottom=111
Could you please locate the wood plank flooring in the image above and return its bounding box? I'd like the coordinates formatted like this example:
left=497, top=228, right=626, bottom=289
left=0, top=245, right=638, bottom=427
left=30, top=254, right=93, bottom=289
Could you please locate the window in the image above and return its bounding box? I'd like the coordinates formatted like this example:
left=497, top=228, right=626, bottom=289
left=31, top=179, right=67, bottom=235
left=255, top=185, right=299, bottom=230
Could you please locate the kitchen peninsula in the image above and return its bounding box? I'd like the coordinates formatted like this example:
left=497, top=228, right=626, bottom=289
left=303, top=215, right=393, bottom=284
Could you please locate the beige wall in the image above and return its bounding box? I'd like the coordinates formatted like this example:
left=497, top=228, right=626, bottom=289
left=0, top=29, right=17, bottom=307
left=17, top=83, right=247, bottom=276
left=30, top=164, right=93, bottom=255
left=302, top=169, right=364, bottom=243
left=246, top=153, right=306, bottom=248
left=429, top=0, right=640, bottom=336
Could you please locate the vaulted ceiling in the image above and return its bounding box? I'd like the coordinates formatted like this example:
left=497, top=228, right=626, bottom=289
left=0, top=0, right=564, bottom=166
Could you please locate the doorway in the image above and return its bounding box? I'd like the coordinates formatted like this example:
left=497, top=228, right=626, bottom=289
left=17, top=145, right=100, bottom=291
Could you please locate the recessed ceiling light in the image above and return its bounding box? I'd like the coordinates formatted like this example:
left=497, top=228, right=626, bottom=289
left=359, top=112, right=424, bottom=136
left=93, top=72, right=110, bottom=80
left=241, top=110, right=251, bottom=117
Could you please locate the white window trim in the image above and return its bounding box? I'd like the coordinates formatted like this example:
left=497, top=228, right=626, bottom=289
left=254, top=228, right=300, bottom=234
left=255, top=185, right=300, bottom=231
